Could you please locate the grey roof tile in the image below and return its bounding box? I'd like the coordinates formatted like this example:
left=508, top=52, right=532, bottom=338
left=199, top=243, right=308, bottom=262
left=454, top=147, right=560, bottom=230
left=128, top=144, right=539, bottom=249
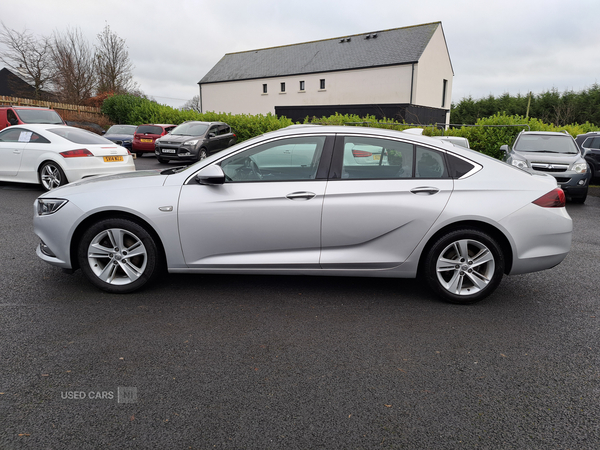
left=200, top=22, right=440, bottom=84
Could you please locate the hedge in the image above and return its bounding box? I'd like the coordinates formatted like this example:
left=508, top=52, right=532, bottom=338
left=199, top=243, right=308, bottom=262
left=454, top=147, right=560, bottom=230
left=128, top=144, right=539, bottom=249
left=102, top=95, right=600, bottom=159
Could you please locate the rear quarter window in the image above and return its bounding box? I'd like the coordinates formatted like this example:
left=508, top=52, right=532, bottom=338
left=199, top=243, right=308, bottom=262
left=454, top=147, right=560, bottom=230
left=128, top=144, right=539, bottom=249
left=49, top=127, right=112, bottom=145
left=136, top=125, right=162, bottom=134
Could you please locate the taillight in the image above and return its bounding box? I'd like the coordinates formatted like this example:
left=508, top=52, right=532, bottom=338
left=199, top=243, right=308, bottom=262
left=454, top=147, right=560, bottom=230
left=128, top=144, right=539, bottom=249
left=60, top=149, right=94, bottom=158
left=533, top=188, right=566, bottom=207
left=352, top=150, right=373, bottom=158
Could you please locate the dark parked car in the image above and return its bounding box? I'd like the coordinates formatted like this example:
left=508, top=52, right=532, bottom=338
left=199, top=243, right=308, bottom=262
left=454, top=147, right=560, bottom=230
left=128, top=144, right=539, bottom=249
left=103, top=125, right=136, bottom=151
left=154, top=121, right=236, bottom=163
left=132, top=124, right=175, bottom=157
left=575, top=131, right=600, bottom=181
left=501, top=131, right=591, bottom=203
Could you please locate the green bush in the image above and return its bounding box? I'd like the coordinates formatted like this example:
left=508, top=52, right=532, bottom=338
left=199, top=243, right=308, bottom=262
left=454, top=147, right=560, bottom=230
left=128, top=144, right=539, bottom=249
left=102, top=96, right=600, bottom=159
left=101, top=95, right=294, bottom=142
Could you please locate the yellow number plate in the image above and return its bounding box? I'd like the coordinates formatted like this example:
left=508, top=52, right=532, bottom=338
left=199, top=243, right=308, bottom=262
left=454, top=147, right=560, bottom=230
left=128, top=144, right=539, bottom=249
left=103, top=156, right=124, bottom=162
left=141, top=138, right=152, bottom=143
left=373, top=154, right=381, bottom=160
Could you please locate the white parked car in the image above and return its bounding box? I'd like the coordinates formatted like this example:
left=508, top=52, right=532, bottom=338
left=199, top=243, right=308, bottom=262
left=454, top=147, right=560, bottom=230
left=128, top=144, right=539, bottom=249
left=33, top=125, right=572, bottom=304
left=0, top=124, right=135, bottom=191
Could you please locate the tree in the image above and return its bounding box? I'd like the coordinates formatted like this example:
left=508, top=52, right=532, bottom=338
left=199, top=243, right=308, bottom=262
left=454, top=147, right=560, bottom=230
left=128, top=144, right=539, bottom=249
left=94, top=24, right=136, bottom=95
left=0, top=22, right=54, bottom=99
left=51, top=27, right=96, bottom=104
left=182, top=95, right=202, bottom=112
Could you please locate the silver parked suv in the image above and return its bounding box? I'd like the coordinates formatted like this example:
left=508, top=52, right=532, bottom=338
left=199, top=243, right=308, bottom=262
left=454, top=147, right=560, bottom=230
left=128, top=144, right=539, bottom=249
left=501, top=131, right=591, bottom=203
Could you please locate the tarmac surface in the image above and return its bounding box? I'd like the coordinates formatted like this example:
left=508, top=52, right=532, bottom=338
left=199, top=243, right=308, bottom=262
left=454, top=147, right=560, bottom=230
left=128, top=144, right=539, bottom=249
left=1, top=158, right=599, bottom=449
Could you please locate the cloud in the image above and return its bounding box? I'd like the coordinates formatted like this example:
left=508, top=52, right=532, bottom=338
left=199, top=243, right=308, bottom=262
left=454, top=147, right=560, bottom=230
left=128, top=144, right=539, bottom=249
left=2, top=0, right=599, bottom=108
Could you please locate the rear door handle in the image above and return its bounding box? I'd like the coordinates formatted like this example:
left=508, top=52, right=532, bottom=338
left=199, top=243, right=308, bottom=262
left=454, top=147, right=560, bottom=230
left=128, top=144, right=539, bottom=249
left=286, top=191, right=316, bottom=200
left=410, top=187, right=440, bottom=195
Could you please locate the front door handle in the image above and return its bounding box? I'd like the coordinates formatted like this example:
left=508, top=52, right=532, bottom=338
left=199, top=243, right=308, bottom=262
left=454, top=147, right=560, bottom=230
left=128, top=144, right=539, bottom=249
left=410, top=186, right=440, bottom=195
left=286, top=191, right=316, bottom=200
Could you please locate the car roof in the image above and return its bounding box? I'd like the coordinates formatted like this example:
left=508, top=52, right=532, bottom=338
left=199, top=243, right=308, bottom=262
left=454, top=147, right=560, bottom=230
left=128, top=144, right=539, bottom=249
left=1, top=123, right=84, bottom=133
left=253, top=124, right=482, bottom=156
left=137, top=123, right=176, bottom=127
left=180, top=121, right=226, bottom=126
left=1, top=106, right=54, bottom=110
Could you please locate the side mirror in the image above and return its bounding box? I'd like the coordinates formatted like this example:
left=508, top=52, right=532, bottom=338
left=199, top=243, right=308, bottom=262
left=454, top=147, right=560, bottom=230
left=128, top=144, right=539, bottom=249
left=195, top=165, right=225, bottom=185
left=500, top=145, right=509, bottom=152
left=208, top=132, right=216, bottom=139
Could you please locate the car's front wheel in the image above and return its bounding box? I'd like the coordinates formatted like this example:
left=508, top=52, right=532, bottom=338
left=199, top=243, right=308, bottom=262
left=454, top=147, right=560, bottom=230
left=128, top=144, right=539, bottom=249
left=198, top=148, right=208, bottom=161
left=423, top=228, right=505, bottom=304
left=78, top=218, right=162, bottom=293
left=39, top=161, right=67, bottom=191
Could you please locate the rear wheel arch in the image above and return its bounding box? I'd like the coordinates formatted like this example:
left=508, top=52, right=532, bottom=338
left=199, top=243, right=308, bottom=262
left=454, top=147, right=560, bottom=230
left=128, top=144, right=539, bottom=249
left=418, top=220, right=514, bottom=277
left=38, top=159, right=68, bottom=190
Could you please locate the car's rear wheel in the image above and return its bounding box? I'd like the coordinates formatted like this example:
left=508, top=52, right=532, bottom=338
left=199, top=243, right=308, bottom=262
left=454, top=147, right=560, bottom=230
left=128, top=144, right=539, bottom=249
left=39, top=161, right=67, bottom=191
left=424, top=228, right=505, bottom=304
left=78, top=218, right=162, bottom=293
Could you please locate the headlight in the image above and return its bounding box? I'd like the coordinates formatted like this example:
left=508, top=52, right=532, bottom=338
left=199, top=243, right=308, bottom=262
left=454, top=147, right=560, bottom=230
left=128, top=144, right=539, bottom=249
left=572, top=162, right=588, bottom=174
left=511, top=159, right=529, bottom=170
left=123, top=140, right=132, bottom=145
left=183, top=140, right=199, bottom=146
left=37, top=198, right=68, bottom=216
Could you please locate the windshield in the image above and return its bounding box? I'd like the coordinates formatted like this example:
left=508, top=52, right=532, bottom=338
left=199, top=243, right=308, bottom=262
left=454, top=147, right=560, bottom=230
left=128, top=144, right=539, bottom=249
left=170, top=122, right=209, bottom=136
left=15, top=109, right=64, bottom=125
left=49, top=127, right=113, bottom=145
left=106, top=125, right=136, bottom=135
left=514, top=134, right=579, bottom=154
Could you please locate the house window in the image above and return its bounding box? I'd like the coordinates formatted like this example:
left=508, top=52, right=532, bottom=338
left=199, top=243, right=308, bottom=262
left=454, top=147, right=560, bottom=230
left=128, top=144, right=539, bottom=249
left=299, top=81, right=305, bottom=91
left=319, top=79, right=326, bottom=90
left=442, top=79, right=448, bottom=108
left=280, top=82, right=286, bottom=93
left=262, top=84, right=267, bottom=94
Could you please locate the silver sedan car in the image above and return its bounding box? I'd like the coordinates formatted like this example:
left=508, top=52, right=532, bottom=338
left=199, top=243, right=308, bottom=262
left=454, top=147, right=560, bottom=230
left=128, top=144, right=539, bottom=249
left=33, top=125, right=573, bottom=304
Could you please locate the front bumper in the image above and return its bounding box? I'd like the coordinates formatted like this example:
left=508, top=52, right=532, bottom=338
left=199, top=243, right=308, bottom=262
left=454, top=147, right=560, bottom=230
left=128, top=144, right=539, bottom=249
left=155, top=145, right=198, bottom=161
left=546, top=171, right=591, bottom=199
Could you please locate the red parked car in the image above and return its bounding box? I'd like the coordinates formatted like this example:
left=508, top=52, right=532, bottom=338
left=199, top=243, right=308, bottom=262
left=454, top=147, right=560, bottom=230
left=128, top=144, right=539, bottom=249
left=132, top=124, right=176, bottom=157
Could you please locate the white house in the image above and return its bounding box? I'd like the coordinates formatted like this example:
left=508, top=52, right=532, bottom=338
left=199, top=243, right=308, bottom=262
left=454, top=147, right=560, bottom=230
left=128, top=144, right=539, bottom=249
left=198, top=22, right=454, bottom=124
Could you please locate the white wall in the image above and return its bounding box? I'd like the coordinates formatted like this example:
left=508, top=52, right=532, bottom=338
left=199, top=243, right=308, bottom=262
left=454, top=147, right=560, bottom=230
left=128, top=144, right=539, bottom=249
left=200, top=64, right=415, bottom=115
left=412, top=26, right=454, bottom=111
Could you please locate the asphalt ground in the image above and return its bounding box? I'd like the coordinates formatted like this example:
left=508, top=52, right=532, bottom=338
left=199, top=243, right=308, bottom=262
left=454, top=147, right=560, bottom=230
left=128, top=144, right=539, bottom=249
left=1, top=157, right=599, bottom=449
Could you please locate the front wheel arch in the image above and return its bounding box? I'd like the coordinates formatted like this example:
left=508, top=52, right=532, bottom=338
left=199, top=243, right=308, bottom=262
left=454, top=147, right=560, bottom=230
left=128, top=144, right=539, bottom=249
left=76, top=216, right=165, bottom=293
left=70, top=211, right=166, bottom=273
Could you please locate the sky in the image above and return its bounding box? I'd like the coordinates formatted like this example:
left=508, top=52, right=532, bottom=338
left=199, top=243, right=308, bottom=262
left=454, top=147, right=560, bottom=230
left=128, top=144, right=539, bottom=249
left=1, top=0, right=599, bottom=109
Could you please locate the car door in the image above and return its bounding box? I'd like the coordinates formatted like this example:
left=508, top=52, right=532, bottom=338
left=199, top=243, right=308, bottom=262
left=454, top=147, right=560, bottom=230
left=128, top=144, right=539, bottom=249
left=0, top=127, right=29, bottom=176
left=177, top=134, right=334, bottom=268
left=320, top=135, right=453, bottom=269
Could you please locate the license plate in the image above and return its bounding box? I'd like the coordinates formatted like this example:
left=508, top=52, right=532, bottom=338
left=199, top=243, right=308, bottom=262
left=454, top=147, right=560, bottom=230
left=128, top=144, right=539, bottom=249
left=373, top=155, right=381, bottom=160
left=103, top=156, right=123, bottom=162
left=162, top=149, right=176, bottom=154
left=141, top=138, right=152, bottom=143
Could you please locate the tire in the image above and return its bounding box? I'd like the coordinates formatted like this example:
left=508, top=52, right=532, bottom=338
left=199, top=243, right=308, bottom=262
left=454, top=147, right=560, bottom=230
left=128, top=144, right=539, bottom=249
left=136, top=152, right=144, bottom=158
left=424, top=228, right=505, bottom=304
left=39, top=161, right=67, bottom=191
left=198, top=148, right=208, bottom=161
left=157, top=157, right=168, bottom=164
left=78, top=218, right=162, bottom=294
